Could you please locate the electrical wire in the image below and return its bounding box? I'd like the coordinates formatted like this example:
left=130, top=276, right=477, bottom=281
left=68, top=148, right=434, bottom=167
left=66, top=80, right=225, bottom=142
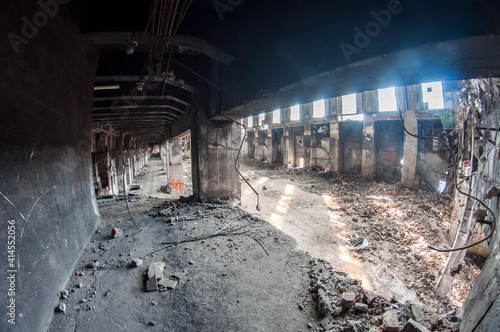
left=398, top=102, right=496, bottom=253
left=221, top=115, right=262, bottom=211
left=140, top=214, right=266, bottom=259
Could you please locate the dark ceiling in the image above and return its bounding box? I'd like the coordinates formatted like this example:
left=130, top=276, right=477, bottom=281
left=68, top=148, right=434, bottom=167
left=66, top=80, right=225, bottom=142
left=74, top=0, right=500, bottom=143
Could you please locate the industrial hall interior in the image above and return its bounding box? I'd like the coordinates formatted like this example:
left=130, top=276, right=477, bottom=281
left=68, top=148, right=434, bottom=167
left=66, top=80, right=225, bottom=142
left=2, top=0, right=500, bottom=331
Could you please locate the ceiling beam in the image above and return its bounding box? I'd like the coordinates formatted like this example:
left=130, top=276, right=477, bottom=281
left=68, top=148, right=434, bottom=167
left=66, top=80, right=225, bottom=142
left=95, top=75, right=194, bottom=92
left=93, top=95, right=190, bottom=106
left=92, top=105, right=184, bottom=114
left=84, top=32, right=235, bottom=66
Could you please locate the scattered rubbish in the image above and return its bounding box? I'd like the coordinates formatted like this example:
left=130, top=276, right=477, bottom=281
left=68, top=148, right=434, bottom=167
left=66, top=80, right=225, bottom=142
left=129, top=184, right=140, bottom=191
left=346, top=235, right=369, bottom=250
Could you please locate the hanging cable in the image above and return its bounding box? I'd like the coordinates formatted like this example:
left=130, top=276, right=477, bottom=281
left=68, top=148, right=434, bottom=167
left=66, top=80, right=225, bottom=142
left=222, top=115, right=262, bottom=211
left=398, top=97, right=496, bottom=252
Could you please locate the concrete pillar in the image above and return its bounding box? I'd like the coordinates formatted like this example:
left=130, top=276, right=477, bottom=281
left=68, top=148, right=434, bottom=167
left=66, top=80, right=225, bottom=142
left=399, top=85, right=423, bottom=188
left=361, top=114, right=375, bottom=179
left=168, top=139, right=184, bottom=199
left=191, top=109, right=241, bottom=200
left=329, top=121, right=340, bottom=173
left=328, top=97, right=341, bottom=173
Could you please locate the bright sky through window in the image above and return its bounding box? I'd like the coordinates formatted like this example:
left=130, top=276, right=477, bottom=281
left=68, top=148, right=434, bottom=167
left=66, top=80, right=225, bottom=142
left=313, top=99, right=325, bottom=118
left=422, top=82, right=444, bottom=109
left=378, top=87, right=397, bottom=112
left=272, top=109, right=280, bottom=123
left=342, top=94, right=357, bottom=114
left=290, top=105, right=300, bottom=121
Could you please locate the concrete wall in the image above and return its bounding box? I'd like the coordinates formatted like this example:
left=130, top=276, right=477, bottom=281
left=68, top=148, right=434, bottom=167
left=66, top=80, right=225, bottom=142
left=0, top=2, right=100, bottom=331
left=242, top=82, right=456, bottom=188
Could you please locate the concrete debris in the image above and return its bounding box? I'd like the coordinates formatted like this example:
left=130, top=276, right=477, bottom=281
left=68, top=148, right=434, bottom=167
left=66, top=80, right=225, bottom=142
left=146, top=274, right=158, bottom=292
left=188, top=260, right=195, bottom=265
left=353, top=302, right=369, bottom=313
left=341, top=292, right=356, bottom=308
left=56, top=302, right=66, bottom=314
left=402, top=318, right=431, bottom=332
left=111, top=227, right=123, bottom=238
left=317, top=288, right=332, bottom=315
left=60, top=290, right=69, bottom=300
left=172, top=271, right=187, bottom=279
left=147, top=262, right=165, bottom=280
left=409, top=302, right=438, bottom=330
left=131, top=258, right=143, bottom=267
left=158, top=278, right=178, bottom=290
left=86, top=261, right=99, bottom=269
left=363, top=291, right=376, bottom=305
left=383, top=310, right=399, bottom=332
left=307, top=258, right=460, bottom=331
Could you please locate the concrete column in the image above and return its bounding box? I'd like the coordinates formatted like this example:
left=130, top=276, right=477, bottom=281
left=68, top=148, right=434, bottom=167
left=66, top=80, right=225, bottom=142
left=361, top=113, right=375, bottom=179
left=283, top=125, right=290, bottom=167
left=399, top=85, right=423, bottom=188
left=191, top=109, right=241, bottom=200
left=401, top=109, right=418, bottom=187
left=329, top=97, right=341, bottom=173
left=329, top=120, right=340, bottom=173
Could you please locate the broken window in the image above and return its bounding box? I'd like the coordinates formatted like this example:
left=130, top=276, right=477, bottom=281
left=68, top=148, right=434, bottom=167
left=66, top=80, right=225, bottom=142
left=272, top=109, right=281, bottom=124
left=310, top=124, right=330, bottom=147
left=313, top=99, right=325, bottom=118
left=422, top=81, right=444, bottom=109
left=378, top=87, right=397, bottom=112
left=290, top=105, right=300, bottom=121
left=340, top=94, right=363, bottom=121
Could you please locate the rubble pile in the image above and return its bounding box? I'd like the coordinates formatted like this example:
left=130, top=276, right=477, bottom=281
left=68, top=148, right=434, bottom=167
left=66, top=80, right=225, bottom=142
left=303, top=173, right=483, bottom=312
left=308, top=259, right=461, bottom=332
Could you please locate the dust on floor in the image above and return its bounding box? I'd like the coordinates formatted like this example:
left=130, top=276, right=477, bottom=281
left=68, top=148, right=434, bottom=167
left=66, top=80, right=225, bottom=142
left=240, top=162, right=483, bottom=313
left=50, top=156, right=467, bottom=331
